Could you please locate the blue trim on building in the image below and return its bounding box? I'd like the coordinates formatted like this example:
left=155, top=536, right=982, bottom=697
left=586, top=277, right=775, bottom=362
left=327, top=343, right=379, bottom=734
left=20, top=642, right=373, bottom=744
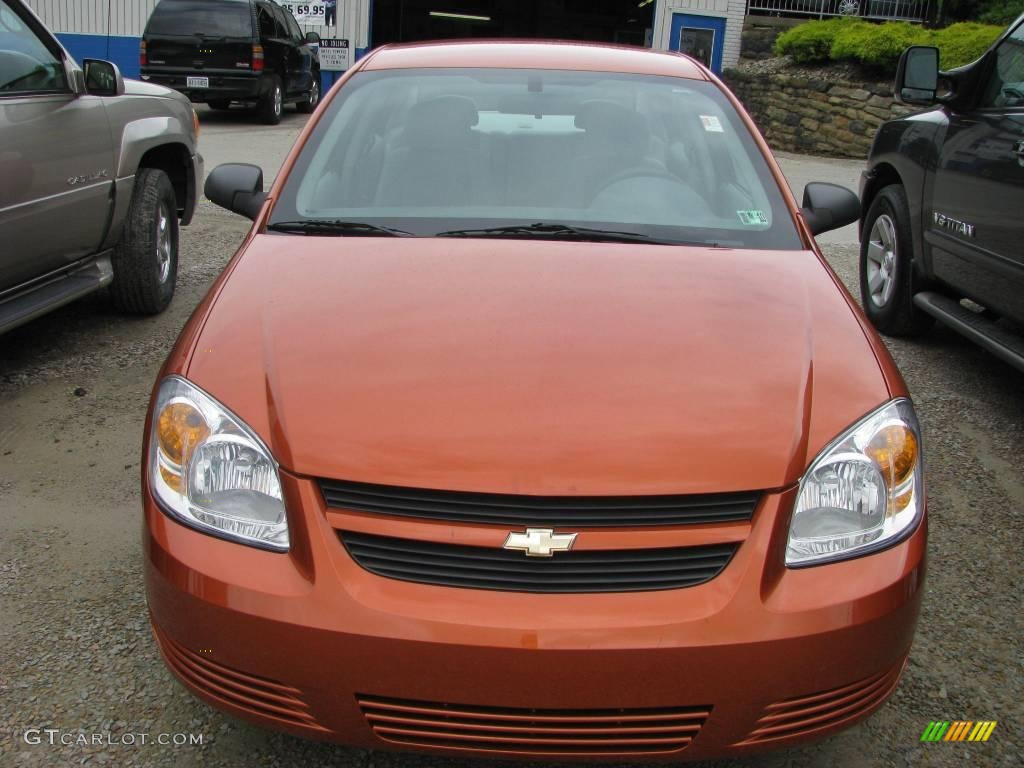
left=668, top=13, right=726, bottom=75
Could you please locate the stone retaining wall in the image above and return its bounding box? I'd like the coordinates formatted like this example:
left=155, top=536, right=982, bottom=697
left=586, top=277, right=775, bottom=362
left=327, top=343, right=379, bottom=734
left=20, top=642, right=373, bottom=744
left=724, top=68, right=914, bottom=158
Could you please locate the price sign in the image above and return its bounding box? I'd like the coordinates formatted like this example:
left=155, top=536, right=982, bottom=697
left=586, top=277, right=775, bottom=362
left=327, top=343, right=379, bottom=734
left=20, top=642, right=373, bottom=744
left=319, top=38, right=350, bottom=71
left=280, top=2, right=326, bottom=23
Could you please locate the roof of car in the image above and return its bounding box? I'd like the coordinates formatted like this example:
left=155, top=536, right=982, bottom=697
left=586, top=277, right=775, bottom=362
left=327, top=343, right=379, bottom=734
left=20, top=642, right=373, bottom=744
left=360, top=40, right=709, bottom=80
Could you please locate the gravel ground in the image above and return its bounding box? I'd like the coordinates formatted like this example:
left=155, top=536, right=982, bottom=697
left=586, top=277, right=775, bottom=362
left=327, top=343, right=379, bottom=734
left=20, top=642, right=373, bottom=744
left=1, top=219, right=1021, bottom=766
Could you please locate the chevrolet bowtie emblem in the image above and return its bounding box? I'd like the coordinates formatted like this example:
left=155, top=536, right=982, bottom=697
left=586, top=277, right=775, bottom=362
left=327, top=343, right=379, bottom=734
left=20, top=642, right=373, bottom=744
left=503, top=528, right=577, bottom=557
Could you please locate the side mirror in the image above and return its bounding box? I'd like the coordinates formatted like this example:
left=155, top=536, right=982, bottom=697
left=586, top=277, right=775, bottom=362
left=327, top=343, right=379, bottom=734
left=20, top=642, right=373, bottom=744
left=305, top=31, right=321, bottom=44
left=895, top=45, right=938, bottom=105
left=801, top=182, right=860, bottom=237
left=205, top=163, right=267, bottom=220
left=82, top=59, right=125, bottom=96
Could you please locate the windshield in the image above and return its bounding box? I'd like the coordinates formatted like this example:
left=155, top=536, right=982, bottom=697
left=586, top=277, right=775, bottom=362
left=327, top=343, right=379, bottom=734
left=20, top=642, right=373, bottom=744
left=145, top=0, right=254, bottom=38
left=271, top=68, right=802, bottom=249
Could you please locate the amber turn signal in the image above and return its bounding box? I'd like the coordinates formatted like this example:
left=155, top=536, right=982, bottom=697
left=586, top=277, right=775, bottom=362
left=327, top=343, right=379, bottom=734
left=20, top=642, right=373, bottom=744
left=866, top=425, right=917, bottom=488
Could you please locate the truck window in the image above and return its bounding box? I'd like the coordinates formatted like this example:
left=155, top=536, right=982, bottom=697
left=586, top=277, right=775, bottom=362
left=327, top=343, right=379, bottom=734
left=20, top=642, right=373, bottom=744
left=146, top=0, right=255, bottom=39
left=981, top=22, right=1024, bottom=109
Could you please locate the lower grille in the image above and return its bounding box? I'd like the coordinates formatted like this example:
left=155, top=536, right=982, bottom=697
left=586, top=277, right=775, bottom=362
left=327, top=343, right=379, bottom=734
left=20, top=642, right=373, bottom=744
left=738, top=659, right=906, bottom=744
left=151, top=623, right=326, bottom=731
left=341, top=531, right=738, bottom=593
left=359, top=695, right=711, bottom=755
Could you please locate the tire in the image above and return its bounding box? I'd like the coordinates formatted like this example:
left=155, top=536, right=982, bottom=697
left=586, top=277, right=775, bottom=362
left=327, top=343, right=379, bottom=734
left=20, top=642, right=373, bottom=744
left=258, top=75, right=283, bottom=125
left=296, top=74, right=320, bottom=114
left=109, top=168, right=178, bottom=315
left=859, top=184, right=934, bottom=337
left=207, top=99, right=231, bottom=110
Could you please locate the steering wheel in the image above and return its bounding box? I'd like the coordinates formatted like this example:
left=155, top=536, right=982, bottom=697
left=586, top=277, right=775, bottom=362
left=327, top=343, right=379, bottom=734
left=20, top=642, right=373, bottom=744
left=589, top=167, right=686, bottom=206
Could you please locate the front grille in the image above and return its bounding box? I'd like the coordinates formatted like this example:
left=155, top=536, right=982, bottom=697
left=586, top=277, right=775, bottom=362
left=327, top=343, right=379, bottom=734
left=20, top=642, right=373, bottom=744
left=737, top=659, right=906, bottom=745
left=358, top=694, right=711, bottom=756
left=151, top=622, right=326, bottom=731
left=320, top=478, right=759, bottom=527
left=341, top=531, right=737, bottom=593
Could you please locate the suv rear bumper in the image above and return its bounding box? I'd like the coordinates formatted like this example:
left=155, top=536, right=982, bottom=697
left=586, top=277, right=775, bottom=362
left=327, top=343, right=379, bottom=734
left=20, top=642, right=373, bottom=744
left=141, top=69, right=264, bottom=103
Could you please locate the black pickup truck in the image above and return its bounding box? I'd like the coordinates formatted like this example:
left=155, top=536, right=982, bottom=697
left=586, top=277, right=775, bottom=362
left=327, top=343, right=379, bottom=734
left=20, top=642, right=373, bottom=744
left=859, top=13, right=1024, bottom=373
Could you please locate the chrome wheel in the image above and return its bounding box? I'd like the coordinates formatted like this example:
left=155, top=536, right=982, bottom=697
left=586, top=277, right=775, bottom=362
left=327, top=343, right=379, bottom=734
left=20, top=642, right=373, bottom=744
left=308, top=81, right=319, bottom=107
left=839, top=0, right=859, bottom=14
left=866, top=213, right=897, bottom=308
left=156, top=203, right=172, bottom=284
left=274, top=85, right=282, bottom=117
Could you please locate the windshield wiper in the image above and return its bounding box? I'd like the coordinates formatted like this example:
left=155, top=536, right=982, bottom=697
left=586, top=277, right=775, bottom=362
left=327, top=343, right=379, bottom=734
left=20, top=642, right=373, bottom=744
left=267, top=220, right=414, bottom=237
left=435, top=222, right=667, bottom=244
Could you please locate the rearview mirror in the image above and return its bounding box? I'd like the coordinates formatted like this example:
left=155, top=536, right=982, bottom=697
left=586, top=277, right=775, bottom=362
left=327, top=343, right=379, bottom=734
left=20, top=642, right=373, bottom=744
left=82, top=59, right=125, bottom=96
left=205, top=163, right=267, bottom=220
left=305, top=31, right=321, bottom=44
left=801, top=182, right=860, bottom=237
left=895, top=46, right=938, bottom=105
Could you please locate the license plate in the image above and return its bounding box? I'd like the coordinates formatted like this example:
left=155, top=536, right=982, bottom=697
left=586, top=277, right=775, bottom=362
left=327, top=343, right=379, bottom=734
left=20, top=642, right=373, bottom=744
left=186, top=76, right=209, bottom=88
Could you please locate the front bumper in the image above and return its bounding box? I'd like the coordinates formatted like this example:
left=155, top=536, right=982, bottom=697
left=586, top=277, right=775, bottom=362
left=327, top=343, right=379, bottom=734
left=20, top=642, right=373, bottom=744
left=141, top=69, right=263, bottom=103
left=144, top=473, right=926, bottom=761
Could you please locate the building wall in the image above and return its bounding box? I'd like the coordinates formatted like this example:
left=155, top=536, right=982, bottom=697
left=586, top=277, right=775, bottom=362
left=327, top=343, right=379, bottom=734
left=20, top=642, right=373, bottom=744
left=652, top=0, right=745, bottom=71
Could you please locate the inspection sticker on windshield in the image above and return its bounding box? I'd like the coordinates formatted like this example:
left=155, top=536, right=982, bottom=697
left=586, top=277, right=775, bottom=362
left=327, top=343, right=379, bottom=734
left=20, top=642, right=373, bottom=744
left=700, top=115, right=724, bottom=133
left=737, top=210, right=768, bottom=226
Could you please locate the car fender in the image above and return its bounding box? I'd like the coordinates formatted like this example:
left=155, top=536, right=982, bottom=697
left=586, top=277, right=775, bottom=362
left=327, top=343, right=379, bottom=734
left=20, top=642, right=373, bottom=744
left=100, top=94, right=199, bottom=249
left=862, top=110, right=947, bottom=278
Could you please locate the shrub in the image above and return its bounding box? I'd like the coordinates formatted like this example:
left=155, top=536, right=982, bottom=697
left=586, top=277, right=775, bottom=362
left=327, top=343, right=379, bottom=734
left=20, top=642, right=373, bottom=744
left=978, top=0, right=1024, bottom=25
left=933, top=22, right=1004, bottom=68
left=774, top=17, right=861, bottom=64
left=831, top=21, right=931, bottom=69
left=772, top=18, right=1005, bottom=71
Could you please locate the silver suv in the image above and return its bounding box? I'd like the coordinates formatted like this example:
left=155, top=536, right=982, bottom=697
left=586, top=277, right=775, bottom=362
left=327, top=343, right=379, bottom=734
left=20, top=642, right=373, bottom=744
left=0, top=0, right=202, bottom=334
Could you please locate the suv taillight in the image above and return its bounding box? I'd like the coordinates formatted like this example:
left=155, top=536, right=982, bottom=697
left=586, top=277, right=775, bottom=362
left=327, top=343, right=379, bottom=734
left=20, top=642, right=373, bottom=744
left=139, top=40, right=147, bottom=67
left=252, top=44, right=264, bottom=72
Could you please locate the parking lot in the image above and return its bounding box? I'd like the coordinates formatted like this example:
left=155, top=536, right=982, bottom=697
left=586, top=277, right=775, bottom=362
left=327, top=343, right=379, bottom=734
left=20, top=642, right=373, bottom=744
left=1, top=107, right=1021, bottom=768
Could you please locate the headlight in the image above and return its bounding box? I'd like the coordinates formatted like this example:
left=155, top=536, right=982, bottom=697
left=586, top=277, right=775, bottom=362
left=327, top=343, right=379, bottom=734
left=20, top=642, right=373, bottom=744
left=149, top=376, right=288, bottom=551
left=786, top=398, right=923, bottom=566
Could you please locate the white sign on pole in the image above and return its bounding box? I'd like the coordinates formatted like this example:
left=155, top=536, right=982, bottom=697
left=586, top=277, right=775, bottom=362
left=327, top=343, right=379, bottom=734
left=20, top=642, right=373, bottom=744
left=318, top=38, right=350, bottom=72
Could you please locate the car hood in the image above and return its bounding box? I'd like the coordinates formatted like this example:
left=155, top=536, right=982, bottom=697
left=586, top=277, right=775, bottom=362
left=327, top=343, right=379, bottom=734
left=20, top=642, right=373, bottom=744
left=124, top=77, right=186, bottom=101
left=186, top=236, right=890, bottom=495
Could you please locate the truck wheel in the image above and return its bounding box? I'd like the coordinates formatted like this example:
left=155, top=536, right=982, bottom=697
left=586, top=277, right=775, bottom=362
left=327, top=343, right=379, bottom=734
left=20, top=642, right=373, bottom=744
left=109, top=168, right=178, bottom=315
left=296, top=76, right=319, bottom=114
left=859, top=184, right=934, bottom=337
left=258, top=76, right=283, bottom=125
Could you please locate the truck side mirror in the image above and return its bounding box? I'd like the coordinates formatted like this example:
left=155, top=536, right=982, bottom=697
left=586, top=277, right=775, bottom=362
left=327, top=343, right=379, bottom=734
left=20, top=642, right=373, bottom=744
left=205, top=163, right=267, bottom=220
left=895, top=46, right=939, bottom=105
left=801, top=182, right=860, bottom=237
left=82, top=59, right=125, bottom=96
left=305, top=31, right=321, bottom=44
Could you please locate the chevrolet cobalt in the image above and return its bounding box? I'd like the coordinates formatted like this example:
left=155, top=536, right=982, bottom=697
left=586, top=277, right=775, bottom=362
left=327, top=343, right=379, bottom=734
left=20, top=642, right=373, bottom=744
left=143, top=41, right=926, bottom=761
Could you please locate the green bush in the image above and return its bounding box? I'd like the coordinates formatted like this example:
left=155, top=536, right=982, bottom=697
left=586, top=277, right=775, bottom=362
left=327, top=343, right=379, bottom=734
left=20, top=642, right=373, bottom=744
left=774, top=17, right=859, bottom=63
left=933, top=22, right=1003, bottom=68
left=831, top=21, right=931, bottom=68
left=978, top=0, right=1024, bottom=25
left=773, top=19, right=1004, bottom=71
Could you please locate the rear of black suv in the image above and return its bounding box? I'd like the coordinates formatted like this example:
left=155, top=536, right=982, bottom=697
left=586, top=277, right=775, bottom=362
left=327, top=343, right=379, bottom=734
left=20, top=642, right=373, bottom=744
left=140, top=0, right=320, bottom=124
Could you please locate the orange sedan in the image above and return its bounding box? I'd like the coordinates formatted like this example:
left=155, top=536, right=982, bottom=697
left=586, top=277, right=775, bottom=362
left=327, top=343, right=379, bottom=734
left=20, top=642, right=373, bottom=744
left=143, top=41, right=926, bottom=761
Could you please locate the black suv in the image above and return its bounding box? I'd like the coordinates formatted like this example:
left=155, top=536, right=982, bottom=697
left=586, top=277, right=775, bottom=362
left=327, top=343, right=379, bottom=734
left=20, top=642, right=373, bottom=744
left=859, top=14, right=1024, bottom=372
left=140, top=0, right=320, bottom=124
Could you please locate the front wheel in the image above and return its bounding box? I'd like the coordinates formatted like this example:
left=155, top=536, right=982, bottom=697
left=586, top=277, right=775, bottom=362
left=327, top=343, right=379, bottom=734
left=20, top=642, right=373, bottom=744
left=109, top=168, right=178, bottom=314
left=296, top=76, right=319, bottom=114
left=258, top=75, right=283, bottom=125
left=859, top=184, right=934, bottom=337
